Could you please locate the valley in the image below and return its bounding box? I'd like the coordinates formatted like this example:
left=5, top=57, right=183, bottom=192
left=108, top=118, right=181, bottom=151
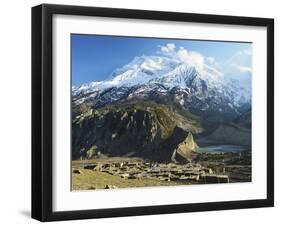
left=71, top=48, right=252, bottom=190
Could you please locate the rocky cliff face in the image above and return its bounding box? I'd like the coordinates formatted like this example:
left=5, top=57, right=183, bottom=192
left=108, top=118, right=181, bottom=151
left=72, top=102, right=202, bottom=162
left=171, top=132, right=199, bottom=163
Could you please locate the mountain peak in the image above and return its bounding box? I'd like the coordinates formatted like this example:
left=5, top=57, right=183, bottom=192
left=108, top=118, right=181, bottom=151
left=72, top=54, right=221, bottom=95
left=72, top=53, right=251, bottom=118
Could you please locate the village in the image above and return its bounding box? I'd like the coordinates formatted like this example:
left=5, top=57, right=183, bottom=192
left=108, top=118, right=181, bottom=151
left=73, top=159, right=230, bottom=189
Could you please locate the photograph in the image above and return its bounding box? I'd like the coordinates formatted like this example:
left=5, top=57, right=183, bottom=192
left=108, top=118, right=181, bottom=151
left=30, top=3, right=274, bottom=221
left=71, top=34, right=252, bottom=190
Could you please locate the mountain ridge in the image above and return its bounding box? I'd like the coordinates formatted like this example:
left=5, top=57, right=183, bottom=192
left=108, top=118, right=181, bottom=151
left=72, top=101, right=202, bottom=162
left=72, top=54, right=251, bottom=121
left=72, top=54, right=252, bottom=161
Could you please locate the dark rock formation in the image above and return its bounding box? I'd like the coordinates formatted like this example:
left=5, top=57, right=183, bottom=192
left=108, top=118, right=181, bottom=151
left=72, top=102, right=202, bottom=162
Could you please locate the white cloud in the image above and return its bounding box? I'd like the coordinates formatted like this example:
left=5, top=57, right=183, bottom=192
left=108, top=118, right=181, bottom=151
left=166, top=43, right=176, bottom=51
left=227, top=48, right=252, bottom=74
left=158, top=43, right=252, bottom=78
left=230, top=63, right=252, bottom=73
left=158, top=44, right=207, bottom=72
left=159, top=43, right=176, bottom=57
left=158, top=44, right=225, bottom=77
left=177, top=47, right=205, bottom=71
left=207, top=57, right=215, bottom=64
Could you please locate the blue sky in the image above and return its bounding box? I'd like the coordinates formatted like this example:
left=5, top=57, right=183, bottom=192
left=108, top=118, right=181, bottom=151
left=72, top=34, right=252, bottom=86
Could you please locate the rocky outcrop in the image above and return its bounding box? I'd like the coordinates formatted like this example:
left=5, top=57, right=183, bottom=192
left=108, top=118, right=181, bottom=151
left=72, top=102, right=202, bottom=162
left=171, top=132, right=199, bottom=163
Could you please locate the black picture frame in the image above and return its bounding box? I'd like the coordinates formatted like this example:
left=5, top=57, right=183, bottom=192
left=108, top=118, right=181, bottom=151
left=32, top=3, right=274, bottom=222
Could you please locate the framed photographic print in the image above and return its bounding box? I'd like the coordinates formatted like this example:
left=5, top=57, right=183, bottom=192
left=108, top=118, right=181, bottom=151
left=32, top=4, right=274, bottom=221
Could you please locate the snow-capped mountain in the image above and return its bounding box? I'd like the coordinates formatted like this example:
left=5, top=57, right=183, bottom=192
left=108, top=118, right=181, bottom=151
left=72, top=56, right=177, bottom=96
left=72, top=55, right=251, bottom=119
